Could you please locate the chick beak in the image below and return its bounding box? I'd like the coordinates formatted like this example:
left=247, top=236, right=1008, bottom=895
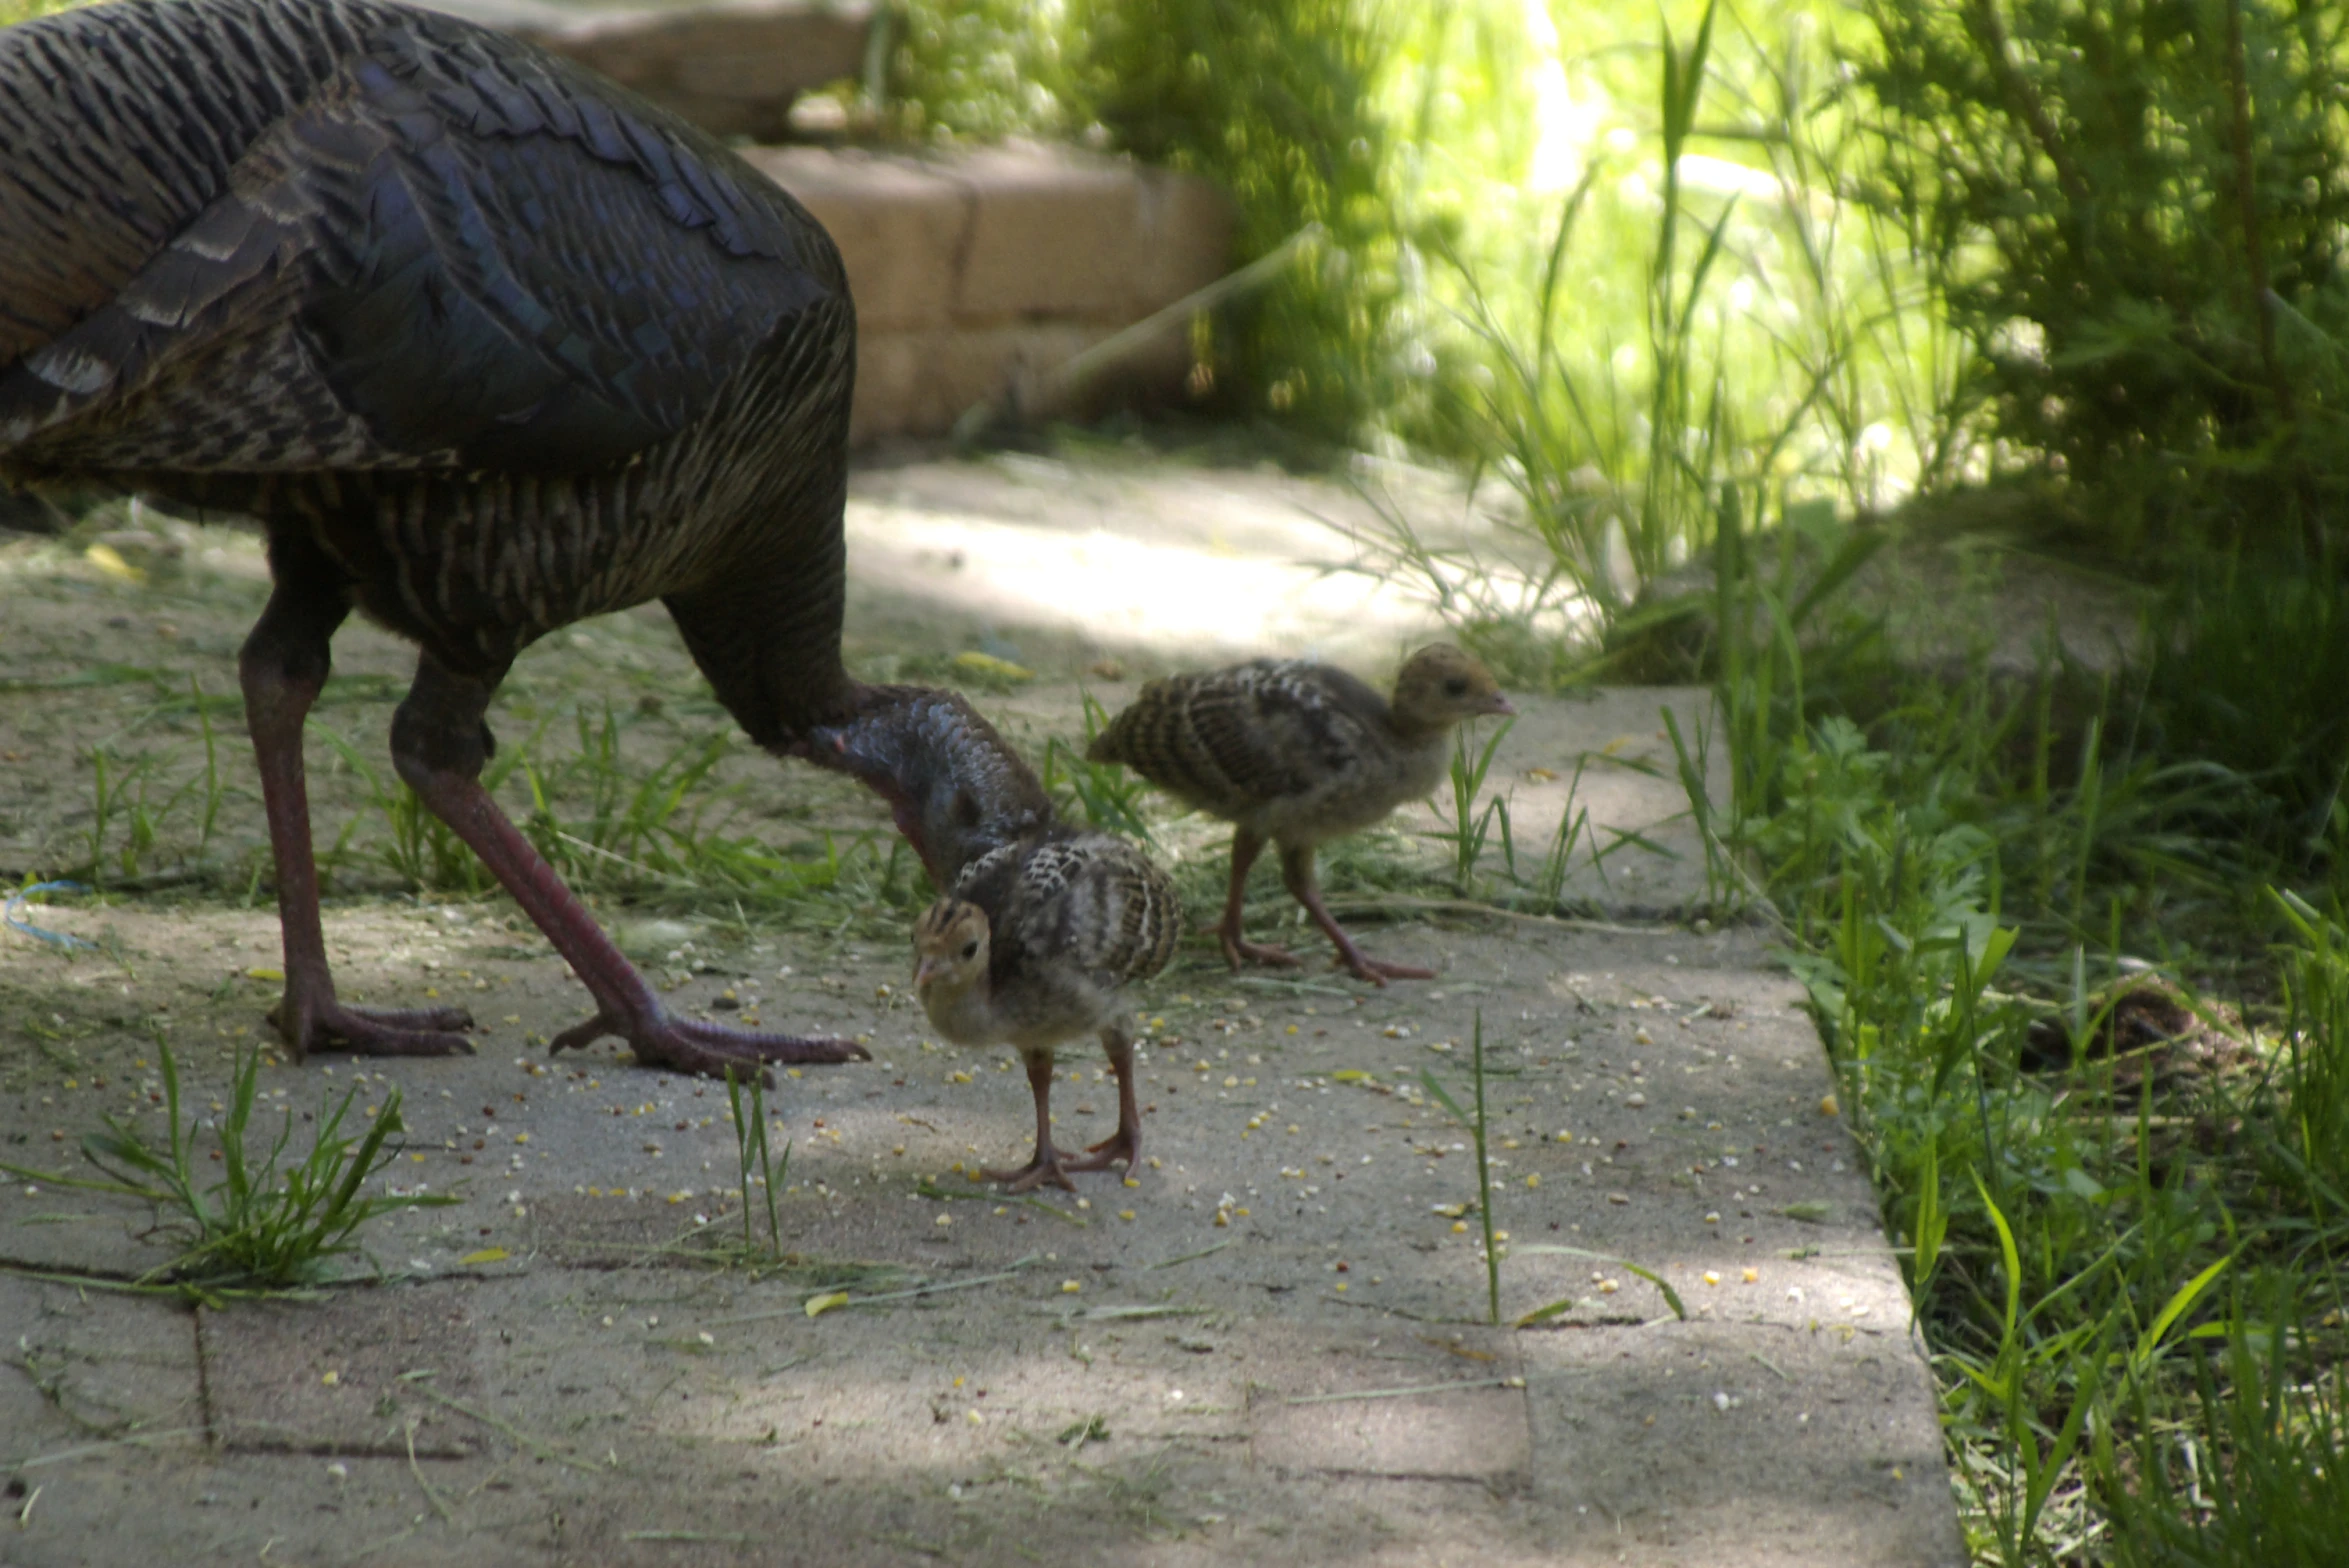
left=914, top=955, right=944, bottom=988
left=1483, top=692, right=1517, bottom=717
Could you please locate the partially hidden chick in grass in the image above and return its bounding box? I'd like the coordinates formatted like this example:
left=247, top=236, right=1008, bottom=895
left=912, top=832, right=1181, bottom=1192
left=1087, top=644, right=1512, bottom=984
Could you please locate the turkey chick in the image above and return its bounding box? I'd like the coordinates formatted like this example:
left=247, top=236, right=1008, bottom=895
left=912, top=833, right=1181, bottom=1192
left=1087, top=644, right=1511, bottom=984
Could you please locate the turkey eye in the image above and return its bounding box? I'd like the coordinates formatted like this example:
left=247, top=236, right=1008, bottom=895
left=961, top=940, right=979, bottom=959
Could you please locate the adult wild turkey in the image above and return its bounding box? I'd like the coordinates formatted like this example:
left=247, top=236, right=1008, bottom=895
left=0, top=0, right=962, bottom=1078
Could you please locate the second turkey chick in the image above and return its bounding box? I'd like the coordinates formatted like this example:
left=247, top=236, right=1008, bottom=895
left=1088, top=645, right=1511, bottom=984
left=913, top=833, right=1181, bottom=1192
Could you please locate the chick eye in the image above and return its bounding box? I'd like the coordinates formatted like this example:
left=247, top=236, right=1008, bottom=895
left=1443, top=677, right=1468, bottom=696
left=961, top=940, right=979, bottom=960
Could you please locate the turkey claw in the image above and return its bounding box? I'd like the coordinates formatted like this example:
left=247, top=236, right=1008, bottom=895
left=981, top=1151, right=1081, bottom=1194
left=1219, top=932, right=1303, bottom=972
left=548, top=1007, right=868, bottom=1084
left=269, top=998, right=475, bottom=1059
left=1340, top=954, right=1435, bottom=985
left=1061, top=1128, right=1139, bottom=1180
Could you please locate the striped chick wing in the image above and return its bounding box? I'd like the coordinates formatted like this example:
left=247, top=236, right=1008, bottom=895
left=960, top=831, right=1182, bottom=1004
left=1086, top=659, right=1390, bottom=819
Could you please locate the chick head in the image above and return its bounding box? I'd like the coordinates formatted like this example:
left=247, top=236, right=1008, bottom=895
left=1390, top=644, right=1514, bottom=736
left=912, top=897, right=991, bottom=1001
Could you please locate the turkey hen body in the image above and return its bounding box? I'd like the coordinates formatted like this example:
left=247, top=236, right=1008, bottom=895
left=0, top=0, right=919, bottom=1077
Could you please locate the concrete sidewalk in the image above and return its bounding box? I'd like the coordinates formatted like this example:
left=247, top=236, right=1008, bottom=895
left=0, top=447, right=1960, bottom=1566
left=0, top=701, right=1960, bottom=1568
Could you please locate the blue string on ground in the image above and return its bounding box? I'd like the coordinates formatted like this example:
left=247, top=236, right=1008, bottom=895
left=4, top=880, right=99, bottom=949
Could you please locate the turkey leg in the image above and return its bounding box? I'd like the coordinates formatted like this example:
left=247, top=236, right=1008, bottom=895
left=1279, top=842, right=1434, bottom=985
left=240, top=583, right=474, bottom=1058
left=982, top=1052, right=1080, bottom=1193
left=390, top=656, right=867, bottom=1081
left=1215, top=827, right=1305, bottom=971
left=1060, top=1024, right=1143, bottom=1181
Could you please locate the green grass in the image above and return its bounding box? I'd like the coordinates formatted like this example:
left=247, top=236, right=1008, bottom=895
left=1675, top=503, right=2349, bottom=1563
left=0, top=1031, right=454, bottom=1296
left=45, top=687, right=932, bottom=945
left=1413, top=1010, right=1502, bottom=1324
left=724, top=1065, right=790, bottom=1257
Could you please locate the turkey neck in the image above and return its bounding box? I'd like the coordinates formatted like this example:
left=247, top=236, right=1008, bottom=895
left=804, top=686, right=1055, bottom=887
left=1382, top=704, right=1460, bottom=755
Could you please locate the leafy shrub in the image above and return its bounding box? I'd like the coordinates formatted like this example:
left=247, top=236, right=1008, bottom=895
left=1081, top=0, right=1401, bottom=441
left=1856, top=0, right=2349, bottom=557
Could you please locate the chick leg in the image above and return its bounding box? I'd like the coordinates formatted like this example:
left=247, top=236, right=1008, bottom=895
left=240, top=571, right=474, bottom=1059
left=983, top=1052, right=1079, bottom=1193
left=1064, top=1024, right=1142, bottom=1180
left=1217, top=828, right=1303, bottom=971
left=1279, top=843, right=1435, bottom=985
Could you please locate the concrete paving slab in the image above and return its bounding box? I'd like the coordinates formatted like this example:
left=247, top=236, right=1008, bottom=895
left=1244, top=1321, right=1530, bottom=1485
left=4, top=897, right=1961, bottom=1565
left=201, top=1287, right=488, bottom=1456
left=1, top=449, right=1958, bottom=1566
left=0, top=1276, right=203, bottom=1453
left=1520, top=1317, right=1959, bottom=1565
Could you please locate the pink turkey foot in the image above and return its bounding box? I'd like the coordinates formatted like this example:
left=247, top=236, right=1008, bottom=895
left=1218, top=924, right=1304, bottom=972
left=269, top=992, right=475, bottom=1058
left=982, top=1142, right=1082, bottom=1194
left=1061, top=1127, right=1139, bottom=1180
left=548, top=1005, right=867, bottom=1084
left=385, top=690, right=871, bottom=1087
left=1327, top=940, right=1436, bottom=986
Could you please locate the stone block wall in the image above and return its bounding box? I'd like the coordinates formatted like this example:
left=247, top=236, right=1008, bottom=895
left=745, top=144, right=1236, bottom=444
left=426, top=0, right=1240, bottom=443
left=422, top=0, right=873, bottom=142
